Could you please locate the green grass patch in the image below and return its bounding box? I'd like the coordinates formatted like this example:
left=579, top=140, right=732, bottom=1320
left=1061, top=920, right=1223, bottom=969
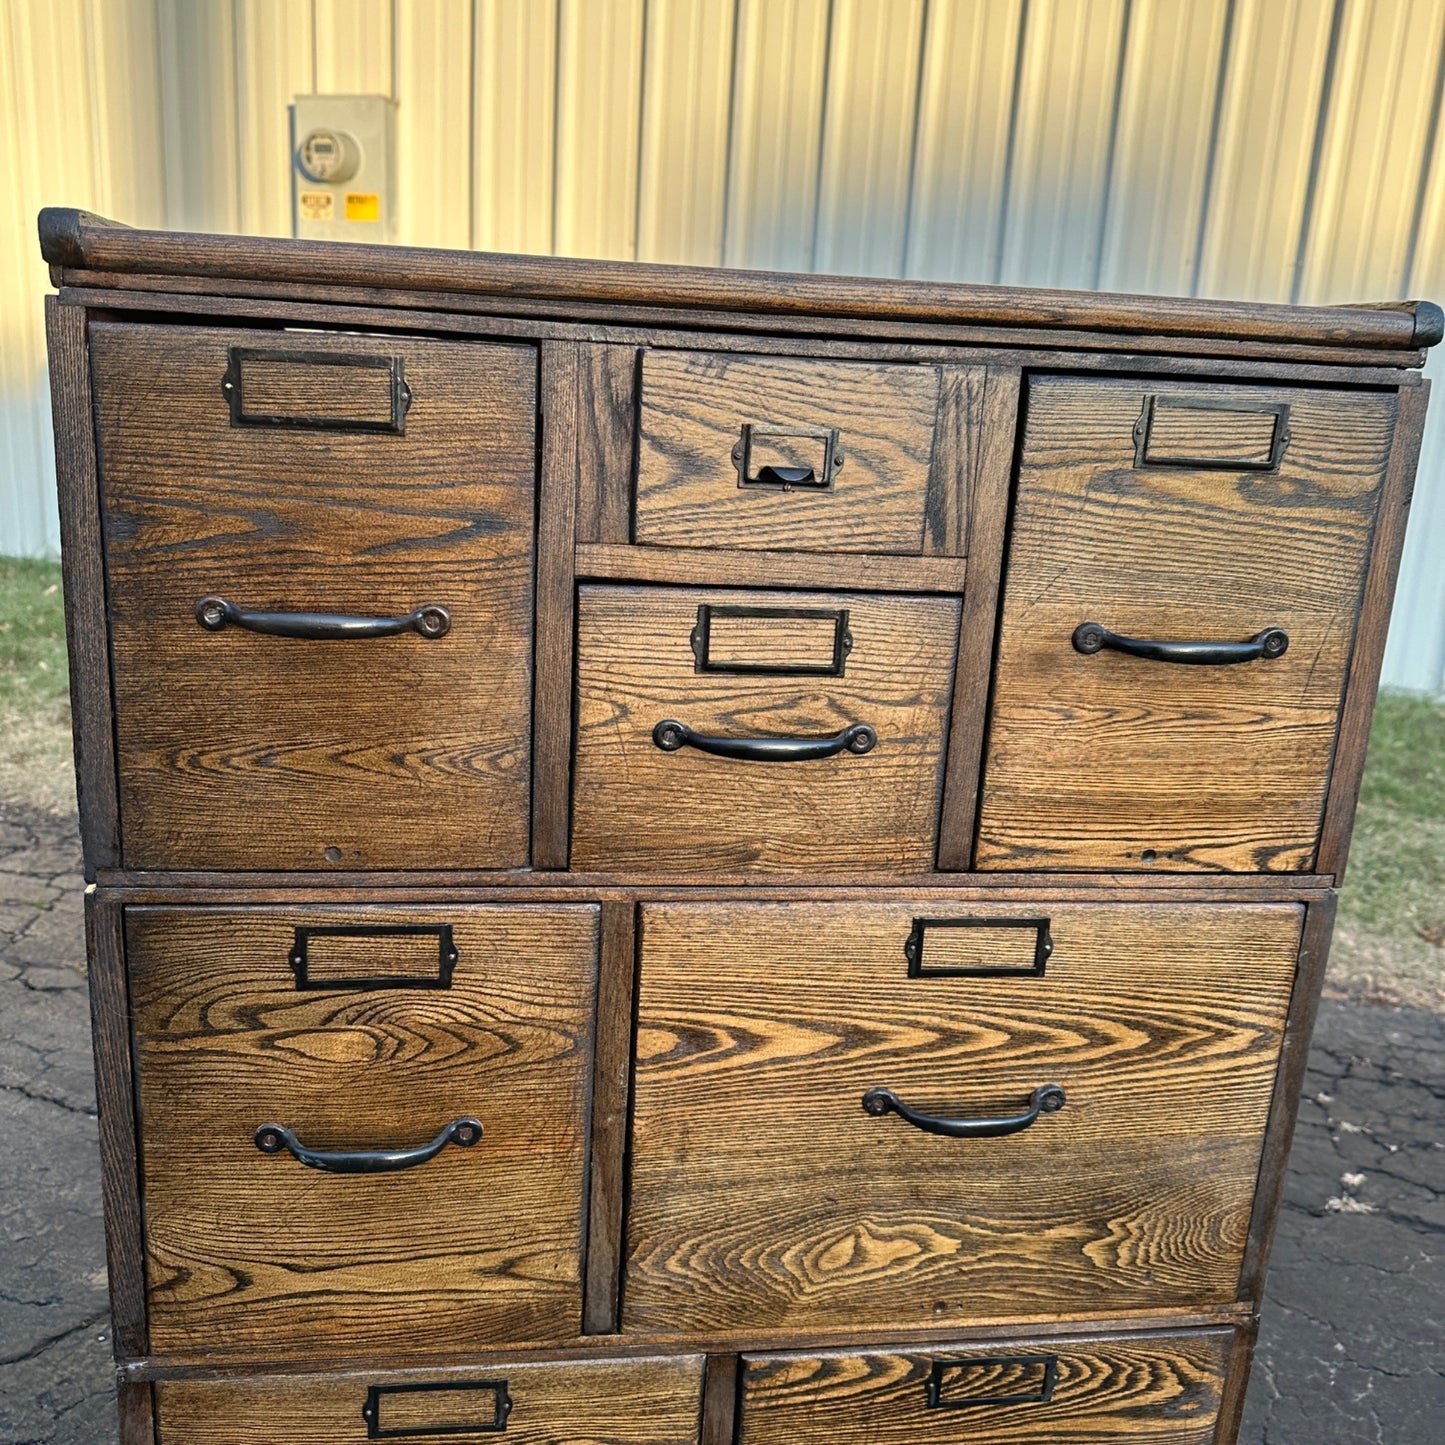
left=0, top=556, right=68, bottom=708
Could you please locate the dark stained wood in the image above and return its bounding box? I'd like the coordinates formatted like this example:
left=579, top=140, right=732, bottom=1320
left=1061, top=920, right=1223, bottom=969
left=937, top=367, right=1021, bottom=870
left=977, top=377, right=1395, bottom=874
left=575, top=541, right=967, bottom=594
left=59, top=283, right=1432, bottom=381
left=534, top=342, right=580, bottom=871
left=39, top=209, right=1439, bottom=354
left=1237, top=892, right=1337, bottom=1302
left=85, top=893, right=148, bottom=1359
left=738, top=1329, right=1233, bottom=1444
left=571, top=586, right=960, bottom=875
left=151, top=1355, right=706, bottom=1443
left=91, top=321, right=538, bottom=873
left=1316, top=381, right=1430, bottom=879
left=127, top=903, right=599, bottom=1362
left=46, top=297, right=120, bottom=875
left=701, top=1354, right=741, bottom=1445
left=1212, top=1318, right=1257, bottom=1445
left=583, top=902, right=638, bottom=1334
left=117, top=1381, right=155, bottom=1445
left=576, top=342, right=639, bottom=544
left=922, top=366, right=980, bottom=556
left=635, top=352, right=939, bottom=555
left=624, top=900, right=1300, bottom=1338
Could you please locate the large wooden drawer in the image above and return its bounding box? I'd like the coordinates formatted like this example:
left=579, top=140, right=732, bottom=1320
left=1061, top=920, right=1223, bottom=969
left=152, top=1355, right=706, bottom=1443
left=127, top=904, right=599, bottom=1360
left=977, top=376, right=1396, bottom=873
left=634, top=351, right=944, bottom=554
left=91, top=323, right=537, bottom=872
left=623, top=900, right=1299, bottom=1336
left=738, top=1329, right=1231, bottom=1444
left=570, top=586, right=960, bottom=874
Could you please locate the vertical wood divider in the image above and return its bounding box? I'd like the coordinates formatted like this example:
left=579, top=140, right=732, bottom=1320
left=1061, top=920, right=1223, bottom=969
left=582, top=900, right=638, bottom=1333
left=1316, top=380, right=1430, bottom=879
left=47, top=297, right=121, bottom=876
left=577, top=342, right=638, bottom=545
left=533, top=340, right=581, bottom=870
left=937, top=366, right=1023, bottom=870
left=700, top=1353, right=741, bottom=1445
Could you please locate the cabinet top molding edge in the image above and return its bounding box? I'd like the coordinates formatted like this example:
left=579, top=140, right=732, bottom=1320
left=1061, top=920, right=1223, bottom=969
left=38, top=207, right=1444, bottom=358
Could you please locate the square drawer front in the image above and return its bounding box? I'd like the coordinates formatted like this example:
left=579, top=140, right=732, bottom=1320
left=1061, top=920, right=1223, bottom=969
left=127, top=904, right=599, bottom=1360
left=91, top=323, right=537, bottom=871
left=153, top=1356, right=706, bottom=1443
left=977, top=376, right=1396, bottom=873
left=570, top=587, right=960, bottom=874
left=623, top=900, right=1300, bottom=1337
left=738, top=1329, right=1230, bottom=1444
left=634, top=351, right=943, bottom=554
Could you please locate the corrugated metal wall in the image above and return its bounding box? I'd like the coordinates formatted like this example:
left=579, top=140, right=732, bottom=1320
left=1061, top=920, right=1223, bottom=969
left=1, top=0, right=1443, bottom=691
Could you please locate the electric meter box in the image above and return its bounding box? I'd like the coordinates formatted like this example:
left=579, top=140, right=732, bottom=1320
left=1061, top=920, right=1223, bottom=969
left=289, top=94, right=395, bottom=242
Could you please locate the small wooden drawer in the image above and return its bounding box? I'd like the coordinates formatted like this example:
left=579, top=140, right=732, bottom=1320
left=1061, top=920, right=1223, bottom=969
left=570, top=586, right=960, bottom=874
left=977, top=376, right=1396, bottom=873
left=623, top=900, right=1299, bottom=1336
left=152, top=1355, right=707, bottom=1443
left=634, top=351, right=944, bottom=554
left=127, top=904, right=599, bottom=1361
left=738, top=1330, right=1231, bottom=1444
left=90, top=322, right=538, bottom=872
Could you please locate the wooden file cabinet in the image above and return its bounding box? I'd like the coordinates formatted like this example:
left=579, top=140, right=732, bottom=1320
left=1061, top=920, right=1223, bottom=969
left=39, top=206, right=1438, bottom=1444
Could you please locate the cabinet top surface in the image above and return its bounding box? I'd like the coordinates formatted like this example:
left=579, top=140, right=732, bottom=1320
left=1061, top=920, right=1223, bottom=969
left=39, top=207, right=1443, bottom=363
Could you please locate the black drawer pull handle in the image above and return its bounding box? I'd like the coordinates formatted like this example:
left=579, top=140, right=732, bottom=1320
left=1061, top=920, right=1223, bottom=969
left=1072, top=621, right=1287, bottom=665
left=756, top=464, right=817, bottom=487
left=253, top=1116, right=482, bottom=1173
left=196, top=595, right=450, bottom=639
left=652, top=719, right=876, bottom=761
left=863, top=1084, right=1065, bottom=1138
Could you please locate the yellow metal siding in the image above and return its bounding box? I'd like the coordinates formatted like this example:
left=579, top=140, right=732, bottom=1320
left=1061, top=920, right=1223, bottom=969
left=1, top=0, right=1442, bottom=688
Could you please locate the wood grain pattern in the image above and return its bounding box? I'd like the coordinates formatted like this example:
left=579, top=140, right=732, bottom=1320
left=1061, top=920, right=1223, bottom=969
left=936, top=367, right=1021, bottom=869
left=623, top=900, right=1300, bottom=1337
left=571, top=586, right=960, bottom=875
left=1316, top=381, right=1430, bottom=878
left=977, top=378, right=1395, bottom=873
left=635, top=352, right=940, bottom=554
left=583, top=901, right=638, bottom=1334
left=577, top=342, right=639, bottom=545
left=91, top=322, right=537, bottom=873
left=534, top=341, right=580, bottom=871
left=86, top=893, right=148, bottom=1358
left=152, top=1355, right=706, bottom=1444
left=117, top=1381, right=155, bottom=1445
left=700, top=1354, right=740, bottom=1445
left=922, top=365, right=981, bottom=556
left=127, top=903, right=598, bottom=1361
left=46, top=297, right=120, bottom=875
left=738, top=1329, right=1232, bottom=1444
left=575, top=542, right=967, bottom=595
left=41, top=209, right=1440, bottom=354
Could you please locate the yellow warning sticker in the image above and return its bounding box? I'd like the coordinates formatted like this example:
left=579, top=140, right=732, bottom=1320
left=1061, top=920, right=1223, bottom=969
left=345, top=192, right=381, bottom=222
left=298, top=190, right=334, bottom=222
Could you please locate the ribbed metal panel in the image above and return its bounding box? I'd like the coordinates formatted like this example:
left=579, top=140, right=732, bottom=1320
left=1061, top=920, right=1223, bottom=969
left=1, top=0, right=1442, bottom=690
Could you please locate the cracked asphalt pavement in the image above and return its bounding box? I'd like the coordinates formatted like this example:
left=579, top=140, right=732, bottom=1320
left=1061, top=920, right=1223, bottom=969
left=0, top=801, right=1441, bottom=1443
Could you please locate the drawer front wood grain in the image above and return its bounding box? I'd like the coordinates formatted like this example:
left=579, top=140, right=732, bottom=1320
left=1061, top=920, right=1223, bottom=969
left=128, top=904, right=599, bottom=1361
left=977, top=377, right=1395, bottom=873
left=153, top=1356, right=706, bottom=1443
left=91, top=323, right=537, bottom=872
left=570, top=587, right=960, bottom=874
left=634, top=352, right=941, bottom=554
left=739, top=1330, right=1229, bottom=1444
left=623, top=900, right=1300, bottom=1337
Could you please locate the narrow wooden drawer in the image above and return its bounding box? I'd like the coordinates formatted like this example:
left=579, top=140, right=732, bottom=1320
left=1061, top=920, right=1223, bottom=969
left=570, top=586, right=960, bottom=874
left=127, top=904, right=599, bottom=1361
left=634, top=351, right=944, bottom=554
left=153, top=1355, right=706, bottom=1443
left=623, top=900, right=1299, bottom=1336
left=738, top=1330, right=1231, bottom=1444
left=977, top=376, right=1396, bottom=873
left=91, top=322, right=537, bottom=872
